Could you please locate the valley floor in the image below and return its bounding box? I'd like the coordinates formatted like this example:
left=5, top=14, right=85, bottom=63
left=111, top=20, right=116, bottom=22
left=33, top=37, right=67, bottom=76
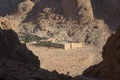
left=27, top=44, right=102, bottom=77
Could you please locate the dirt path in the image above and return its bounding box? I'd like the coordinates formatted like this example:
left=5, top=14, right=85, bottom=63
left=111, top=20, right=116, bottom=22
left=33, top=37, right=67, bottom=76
left=27, top=44, right=102, bottom=76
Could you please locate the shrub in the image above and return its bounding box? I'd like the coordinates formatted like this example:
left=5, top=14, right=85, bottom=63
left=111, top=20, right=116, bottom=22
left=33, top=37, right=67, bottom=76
left=20, top=33, right=42, bottom=43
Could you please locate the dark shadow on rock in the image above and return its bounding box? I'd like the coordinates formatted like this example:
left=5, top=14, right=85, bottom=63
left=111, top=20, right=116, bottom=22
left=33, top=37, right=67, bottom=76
left=23, top=0, right=80, bottom=23
left=82, top=27, right=120, bottom=80
left=0, top=0, right=24, bottom=16
left=0, top=29, right=71, bottom=80
left=90, top=0, right=120, bottom=30
left=23, top=0, right=62, bottom=22
left=0, top=29, right=40, bottom=67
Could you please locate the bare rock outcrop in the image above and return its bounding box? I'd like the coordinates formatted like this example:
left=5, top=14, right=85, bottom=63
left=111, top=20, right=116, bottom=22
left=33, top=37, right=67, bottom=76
left=61, top=0, right=93, bottom=21
left=0, top=16, right=72, bottom=80
left=18, top=0, right=110, bottom=49
left=11, top=0, right=34, bottom=22
left=83, top=27, right=120, bottom=80
left=0, top=16, right=40, bottom=67
left=0, top=17, right=18, bottom=32
left=0, top=0, right=111, bottom=49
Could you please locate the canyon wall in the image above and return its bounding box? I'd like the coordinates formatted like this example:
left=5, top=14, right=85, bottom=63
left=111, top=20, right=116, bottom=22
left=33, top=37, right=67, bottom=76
left=0, top=17, right=72, bottom=80
left=0, top=0, right=120, bottom=80
left=0, top=0, right=23, bottom=16
left=61, top=0, right=93, bottom=20
left=91, top=0, right=120, bottom=30
left=83, top=27, right=120, bottom=80
left=19, top=0, right=110, bottom=49
left=1, top=0, right=120, bottom=28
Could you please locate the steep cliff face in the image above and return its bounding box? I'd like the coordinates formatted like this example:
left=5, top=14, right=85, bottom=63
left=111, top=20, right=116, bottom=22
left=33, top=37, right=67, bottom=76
left=17, top=0, right=109, bottom=49
left=0, top=17, right=72, bottom=80
left=1, top=0, right=118, bottom=48
left=1, top=0, right=120, bottom=30
left=0, top=17, right=40, bottom=67
left=83, top=27, right=120, bottom=80
left=61, top=0, right=79, bottom=20
left=0, top=0, right=23, bottom=16
left=0, top=0, right=120, bottom=80
left=103, top=0, right=120, bottom=11
left=11, top=0, right=34, bottom=22
left=91, top=0, right=120, bottom=30
left=61, top=0, right=93, bottom=20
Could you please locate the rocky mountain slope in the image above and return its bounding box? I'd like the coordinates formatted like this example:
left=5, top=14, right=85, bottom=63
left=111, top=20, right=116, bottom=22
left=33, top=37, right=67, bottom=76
left=91, top=0, right=120, bottom=30
left=0, top=16, right=100, bottom=80
left=0, top=17, right=40, bottom=67
left=0, top=0, right=120, bottom=80
left=0, top=0, right=23, bottom=16
left=83, top=27, right=120, bottom=80
left=5, top=0, right=110, bottom=49
left=1, top=0, right=120, bottom=31
left=0, top=12, right=120, bottom=80
left=0, top=16, right=72, bottom=80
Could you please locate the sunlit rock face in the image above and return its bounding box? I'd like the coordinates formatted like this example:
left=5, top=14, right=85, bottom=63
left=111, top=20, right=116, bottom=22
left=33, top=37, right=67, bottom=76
left=61, top=0, right=93, bottom=20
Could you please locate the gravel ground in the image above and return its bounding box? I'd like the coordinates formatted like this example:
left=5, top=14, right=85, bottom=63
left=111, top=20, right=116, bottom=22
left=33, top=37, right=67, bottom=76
left=27, top=44, right=102, bottom=77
